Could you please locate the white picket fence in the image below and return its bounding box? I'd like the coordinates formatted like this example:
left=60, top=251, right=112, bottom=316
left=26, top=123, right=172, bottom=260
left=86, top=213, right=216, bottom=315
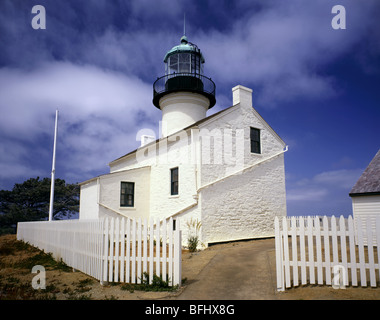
left=17, top=217, right=182, bottom=286
left=275, top=215, right=380, bottom=291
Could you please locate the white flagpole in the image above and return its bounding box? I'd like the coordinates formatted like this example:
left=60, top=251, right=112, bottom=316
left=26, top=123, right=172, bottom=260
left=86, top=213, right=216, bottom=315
left=49, top=109, right=59, bottom=221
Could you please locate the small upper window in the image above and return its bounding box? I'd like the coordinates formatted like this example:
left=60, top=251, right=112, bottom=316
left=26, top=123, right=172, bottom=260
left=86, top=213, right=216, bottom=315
left=170, top=167, right=179, bottom=195
left=120, top=182, right=134, bottom=207
left=250, top=127, right=261, bottom=154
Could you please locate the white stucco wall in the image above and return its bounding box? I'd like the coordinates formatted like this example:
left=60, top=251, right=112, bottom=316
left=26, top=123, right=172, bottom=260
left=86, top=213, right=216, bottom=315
left=98, top=167, right=151, bottom=220
left=160, top=92, right=209, bottom=137
left=79, top=167, right=151, bottom=220
left=79, top=179, right=99, bottom=220
left=109, top=128, right=201, bottom=222
left=198, top=85, right=287, bottom=244
left=201, top=154, right=287, bottom=244
left=80, top=85, right=287, bottom=247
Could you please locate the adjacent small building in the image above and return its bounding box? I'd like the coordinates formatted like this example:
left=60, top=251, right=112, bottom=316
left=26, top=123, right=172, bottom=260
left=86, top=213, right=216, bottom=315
left=349, top=149, right=380, bottom=233
left=78, top=34, right=288, bottom=246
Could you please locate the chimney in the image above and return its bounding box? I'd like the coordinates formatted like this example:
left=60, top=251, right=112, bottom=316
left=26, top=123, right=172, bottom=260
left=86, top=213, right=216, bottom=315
left=140, top=135, right=156, bottom=147
left=232, top=85, right=253, bottom=108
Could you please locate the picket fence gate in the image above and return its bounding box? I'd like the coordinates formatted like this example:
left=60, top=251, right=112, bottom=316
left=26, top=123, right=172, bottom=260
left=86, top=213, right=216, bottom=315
left=17, top=217, right=182, bottom=286
left=275, top=215, right=380, bottom=291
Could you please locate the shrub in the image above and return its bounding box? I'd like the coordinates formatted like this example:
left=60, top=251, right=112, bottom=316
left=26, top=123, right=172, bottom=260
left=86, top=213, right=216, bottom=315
left=187, top=236, right=199, bottom=253
left=186, top=218, right=202, bottom=252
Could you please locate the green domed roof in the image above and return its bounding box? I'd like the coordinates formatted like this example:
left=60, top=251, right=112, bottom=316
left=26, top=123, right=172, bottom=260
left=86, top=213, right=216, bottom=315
left=163, top=36, right=205, bottom=63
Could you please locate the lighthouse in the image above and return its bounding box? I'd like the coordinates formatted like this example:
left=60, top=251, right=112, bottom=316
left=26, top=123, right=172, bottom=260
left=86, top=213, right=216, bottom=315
left=153, top=35, right=216, bottom=137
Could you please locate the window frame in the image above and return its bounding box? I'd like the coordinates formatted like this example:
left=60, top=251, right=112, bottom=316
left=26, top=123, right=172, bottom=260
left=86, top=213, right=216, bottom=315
left=170, top=167, right=179, bottom=196
left=120, top=181, right=135, bottom=208
left=250, top=127, right=261, bottom=154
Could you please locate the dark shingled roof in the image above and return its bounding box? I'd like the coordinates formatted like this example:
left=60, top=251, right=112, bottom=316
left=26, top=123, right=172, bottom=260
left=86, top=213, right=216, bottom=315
left=349, top=149, right=380, bottom=197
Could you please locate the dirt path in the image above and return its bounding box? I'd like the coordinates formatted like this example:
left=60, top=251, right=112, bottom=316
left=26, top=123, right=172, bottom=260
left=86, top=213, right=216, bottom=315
left=177, top=239, right=276, bottom=299
left=177, top=238, right=380, bottom=300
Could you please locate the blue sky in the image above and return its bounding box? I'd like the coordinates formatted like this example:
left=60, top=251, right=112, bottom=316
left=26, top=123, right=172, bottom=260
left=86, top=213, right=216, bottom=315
left=0, top=0, right=379, bottom=217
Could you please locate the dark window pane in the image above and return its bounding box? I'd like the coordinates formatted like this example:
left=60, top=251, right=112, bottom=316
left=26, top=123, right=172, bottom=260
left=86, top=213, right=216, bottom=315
left=120, top=182, right=134, bottom=207
left=171, top=168, right=179, bottom=195
left=250, top=127, right=261, bottom=154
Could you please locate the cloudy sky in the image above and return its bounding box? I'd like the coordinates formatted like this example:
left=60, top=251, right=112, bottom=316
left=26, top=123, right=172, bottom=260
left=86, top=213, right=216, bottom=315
left=0, top=0, right=379, bottom=216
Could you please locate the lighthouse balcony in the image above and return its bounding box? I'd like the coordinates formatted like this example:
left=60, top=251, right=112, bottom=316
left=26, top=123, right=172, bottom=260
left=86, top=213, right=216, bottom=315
left=153, top=73, right=216, bottom=109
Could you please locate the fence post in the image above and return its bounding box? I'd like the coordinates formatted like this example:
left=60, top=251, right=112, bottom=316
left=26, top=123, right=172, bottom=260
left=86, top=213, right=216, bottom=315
left=339, top=216, right=348, bottom=287
left=101, top=217, right=109, bottom=285
left=291, top=216, right=298, bottom=286
left=377, top=217, right=380, bottom=281
left=173, top=220, right=182, bottom=287
left=315, top=217, right=323, bottom=285
left=299, top=216, right=307, bottom=285
left=356, top=217, right=367, bottom=286
left=366, top=217, right=376, bottom=287
left=274, top=217, right=284, bottom=292
left=347, top=216, right=357, bottom=286
left=149, top=219, right=154, bottom=284
left=168, top=217, right=174, bottom=286
left=323, top=216, right=331, bottom=285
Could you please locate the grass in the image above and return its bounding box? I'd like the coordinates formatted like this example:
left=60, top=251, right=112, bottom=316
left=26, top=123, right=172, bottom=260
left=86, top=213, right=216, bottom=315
left=0, top=235, right=181, bottom=300
left=120, top=272, right=178, bottom=293
left=0, top=235, right=83, bottom=300
left=14, top=251, right=71, bottom=272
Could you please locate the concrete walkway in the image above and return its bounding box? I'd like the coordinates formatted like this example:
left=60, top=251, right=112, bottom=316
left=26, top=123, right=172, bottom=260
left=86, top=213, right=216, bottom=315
left=174, top=237, right=380, bottom=301
left=176, top=238, right=278, bottom=300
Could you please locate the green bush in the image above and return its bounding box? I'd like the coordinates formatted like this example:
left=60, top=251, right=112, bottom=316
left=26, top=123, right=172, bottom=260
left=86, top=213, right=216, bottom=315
left=187, top=236, right=199, bottom=252
left=120, top=272, right=178, bottom=292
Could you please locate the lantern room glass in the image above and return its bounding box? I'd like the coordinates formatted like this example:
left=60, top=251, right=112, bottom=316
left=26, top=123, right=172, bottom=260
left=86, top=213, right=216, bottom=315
left=166, top=53, right=203, bottom=76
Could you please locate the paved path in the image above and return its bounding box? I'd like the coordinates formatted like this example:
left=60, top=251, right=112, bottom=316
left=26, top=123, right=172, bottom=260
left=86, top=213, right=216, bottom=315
left=176, top=239, right=278, bottom=300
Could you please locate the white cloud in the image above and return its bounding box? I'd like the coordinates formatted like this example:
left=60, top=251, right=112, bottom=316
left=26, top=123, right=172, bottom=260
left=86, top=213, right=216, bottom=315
left=313, top=169, right=363, bottom=189
left=197, top=0, right=380, bottom=107
left=287, top=188, right=328, bottom=202
left=288, top=168, right=363, bottom=200
left=0, top=0, right=379, bottom=192
left=0, top=62, right=161, bottom=185
left=286, top=168, right=364, bottom=215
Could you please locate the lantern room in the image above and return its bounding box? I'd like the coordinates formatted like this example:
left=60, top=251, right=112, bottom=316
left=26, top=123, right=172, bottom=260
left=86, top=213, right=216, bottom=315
left=164, top=35, right=204, bottom=75
left=153, top=36, right=216, bottom=111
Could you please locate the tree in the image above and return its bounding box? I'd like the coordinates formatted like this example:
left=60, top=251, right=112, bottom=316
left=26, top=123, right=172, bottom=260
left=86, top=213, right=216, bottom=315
left=0, top=177, right=79, bottom=234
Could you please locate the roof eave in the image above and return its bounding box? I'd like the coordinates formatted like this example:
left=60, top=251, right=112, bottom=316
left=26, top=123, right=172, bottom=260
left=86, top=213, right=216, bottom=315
left=349, top=191, right=380, bottom=197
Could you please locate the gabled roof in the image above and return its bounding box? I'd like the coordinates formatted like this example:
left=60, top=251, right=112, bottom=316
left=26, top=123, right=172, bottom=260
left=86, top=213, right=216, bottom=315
left=79, top=166, right=151, bottom=185
left=349, top=149, right=380, bottom=197
left=108, top=104, right=237, bottom=165
left=109, top=102, right=286, bottom=166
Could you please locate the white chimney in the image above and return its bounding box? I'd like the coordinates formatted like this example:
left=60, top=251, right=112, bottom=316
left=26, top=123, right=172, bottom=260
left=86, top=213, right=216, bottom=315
left=140, top=135, right=156, bottom=147
left=232, top=85, right=253, bottom=108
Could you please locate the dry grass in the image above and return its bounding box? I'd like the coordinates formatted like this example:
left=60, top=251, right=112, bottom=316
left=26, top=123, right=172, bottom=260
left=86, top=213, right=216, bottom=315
left=0, top=234, right=183, bottom=300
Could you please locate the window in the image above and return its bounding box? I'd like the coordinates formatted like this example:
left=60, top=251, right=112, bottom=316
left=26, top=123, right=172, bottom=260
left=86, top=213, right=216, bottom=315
left=250, top=127, right=261, bottom=154
left=178, top=53, right=190, bottom=73
left=168, top=55, right=178, bottom=74
left=120, top=182, right=134, bottom=207
left=170, top=167, right=179, bottom=195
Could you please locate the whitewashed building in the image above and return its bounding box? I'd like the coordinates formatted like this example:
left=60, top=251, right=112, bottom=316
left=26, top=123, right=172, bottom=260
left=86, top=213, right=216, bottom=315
left=349, top=149, right=380, bottom=232
left=79, top=35, right=288, bottom=246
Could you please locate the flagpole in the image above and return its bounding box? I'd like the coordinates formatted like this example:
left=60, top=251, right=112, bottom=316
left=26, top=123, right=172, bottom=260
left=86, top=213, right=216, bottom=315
left=49, top=109, right=59, bottom=221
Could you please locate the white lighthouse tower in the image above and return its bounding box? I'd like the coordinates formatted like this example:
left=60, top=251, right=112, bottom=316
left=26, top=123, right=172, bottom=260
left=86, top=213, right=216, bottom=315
left=153, top=35, right=216, bottom=137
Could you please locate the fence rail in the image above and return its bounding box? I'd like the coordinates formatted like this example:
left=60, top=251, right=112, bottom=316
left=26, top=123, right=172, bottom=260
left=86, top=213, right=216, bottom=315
left=275, top=215, right=380, bottom=291
left=17, top=217, right=182, bottom=286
